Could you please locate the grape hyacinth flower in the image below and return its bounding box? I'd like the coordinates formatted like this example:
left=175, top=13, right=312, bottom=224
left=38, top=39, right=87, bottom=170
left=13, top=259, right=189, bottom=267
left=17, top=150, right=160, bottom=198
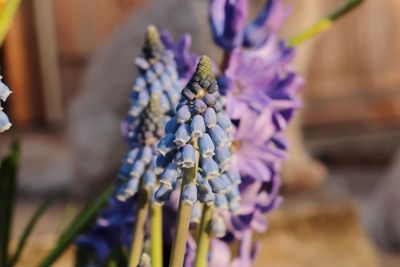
left=77, top=25, right=182, bottom=267
left=209, top=0, right=289, bottom=50
left=119, top=25, right=183, bottom=199
left=155, top=55, right=240, bottom=267
left=0, top=75, right=11, bottom=132
left=154, top=56, right=240, bottom=213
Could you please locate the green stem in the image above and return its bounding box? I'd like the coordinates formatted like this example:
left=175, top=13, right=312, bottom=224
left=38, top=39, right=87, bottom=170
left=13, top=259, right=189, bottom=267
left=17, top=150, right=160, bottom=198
left=129, top=184, right=150, bottom=267
left=194, top=205, right=213, bottom=267
left=288, top=0, right=365, bottom=47
left=169, top=139, right=199, bottom=267
left=0, top=0, right=23, bottom=46
left=150, top=203, right=163, bottom=267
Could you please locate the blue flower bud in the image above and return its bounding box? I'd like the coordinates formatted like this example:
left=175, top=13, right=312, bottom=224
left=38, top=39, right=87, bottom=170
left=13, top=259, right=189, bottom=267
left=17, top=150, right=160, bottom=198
left=118, top=161, right=132, bottom=180
left=193, top=99, right=207, bottom=114
left=127, top=148, right=140, bottom=163
left=143, top=170, right=157, bottom=189
left=130, top=160, right=146, bottom=179
left=129, top=104, right=143, bottom=117
left=209, top=124, right=229, bottom=147
left=203, top=93, right=217, bottom=107
left=201, top=158, right=219, bottom=179
left=124, top=178, right=140, bottom=197
left=173, top=150, right=182, bottom=166
left=182, top=183, right=197, bottom=206
left=154, top=183, right=173, bottom=204
left=166, top=65, right=178, bottom=79
left=0, top=111, right=11, bottom=132
left=191, top=82, right=202, bottom=94
left=197, top=179, right=215, bottom=204
left=212, top=215, right=227, bottom=238
left=182, top=87, right=196, bottom=100
left=165, top=117, right=178, bottom=134
left=140, top=146, right=153, bottom=164
left=227, top=187, right=241, bottom=214
left=214, top=147, right=231, bottom=170
left=217, top=113, right=232, bottom=131
left=176, top=105, right=191, bottom=124
left=199, top=134, right=215, bottom=158
left=157, top=133, right=175, bottom=156
left=152, top=62, right=164, bottom=75
left=190, top=115, right=205, bottom=137
left=174, top=124, right=191, bottom=147
left=135, top=57, right=150, bottom=70
left=160, top=93, right=171, bottom=112
left=181, top=144, right=196, bottom=168
left=209, top=174, right=231, bottom=194
left=160, top=72, right=171, bottom=88
left=199, top=79, right=210, bottom=89
left=226, top=169, right=241, bottom=185
left=160, top=162, right=179, bottom=186
left=166, top=87, right=180, bottom=104
left=133, top=76, right=146, bottom=92
left=214, top=194, right=228, bottom=210
left=146, top=69, right=157, bottom=83
left=191, top=202, right=202, bottom=223
left=155, top=153, right=173, bottom=169
left=204, top=108, right=217, bottom=128
left=213, top=101, right=223, bottom=112
left=150, top=80, right=163, bottom=96
left=138, top=89, right=150, bottom=107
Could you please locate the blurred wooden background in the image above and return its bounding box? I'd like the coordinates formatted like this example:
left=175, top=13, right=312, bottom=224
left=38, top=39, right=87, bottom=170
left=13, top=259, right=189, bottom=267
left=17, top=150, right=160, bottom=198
left=3, top=0, right=400, bottom=140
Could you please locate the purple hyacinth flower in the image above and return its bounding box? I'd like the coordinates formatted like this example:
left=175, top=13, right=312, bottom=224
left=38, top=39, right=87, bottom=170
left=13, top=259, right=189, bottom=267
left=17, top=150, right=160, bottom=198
left=209, top=0, right=248, bottom=50
left=160, top=30, right=198, bottom=81
left=223, top=46, right=303, bottom=131
left=243, top=0, right=290, bottom=48
left=209, top=0, right=290, bottom=50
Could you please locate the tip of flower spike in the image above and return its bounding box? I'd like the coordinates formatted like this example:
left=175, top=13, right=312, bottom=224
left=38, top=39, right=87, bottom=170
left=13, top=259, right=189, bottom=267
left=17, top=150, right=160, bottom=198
left=143, top=25, right=164, bottom=59
left=196, top=55, right=213, bottom=78
left=183, top=55, right=218, bottom=99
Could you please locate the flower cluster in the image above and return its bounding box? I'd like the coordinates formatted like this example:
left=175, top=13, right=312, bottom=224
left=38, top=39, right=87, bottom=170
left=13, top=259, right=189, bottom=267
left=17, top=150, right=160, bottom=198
left=76, top=25, right=183, bottom=265
left=0, top=75, right=11, bottom=133
left=117, top=25, right=183, bottom=201
left=154, top=56, right=241, bottom=215
left=209, top=1, right=303, bottom=253
left=209, top=0, right=289, bottom=50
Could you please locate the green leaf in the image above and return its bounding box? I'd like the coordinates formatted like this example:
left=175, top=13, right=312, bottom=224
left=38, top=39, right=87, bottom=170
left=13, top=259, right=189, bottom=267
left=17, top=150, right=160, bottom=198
left=36, top=184, right=114, bottom=267
left=7, top=198, right=53, bottom=267
left=0, top=140, right=20, bottom=267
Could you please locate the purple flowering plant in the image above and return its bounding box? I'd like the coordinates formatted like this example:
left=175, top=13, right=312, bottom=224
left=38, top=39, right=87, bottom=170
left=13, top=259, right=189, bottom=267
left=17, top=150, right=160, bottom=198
left=63, top=1, right=365, bottom=267
left=0, top=2, right=367, bottom=267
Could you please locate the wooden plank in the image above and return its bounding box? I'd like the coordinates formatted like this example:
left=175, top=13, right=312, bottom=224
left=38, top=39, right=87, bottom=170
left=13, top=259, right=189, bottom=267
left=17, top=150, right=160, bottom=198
left=3, top=0, right=44, bottom=127
left=32, top=0, right=64, bottom=126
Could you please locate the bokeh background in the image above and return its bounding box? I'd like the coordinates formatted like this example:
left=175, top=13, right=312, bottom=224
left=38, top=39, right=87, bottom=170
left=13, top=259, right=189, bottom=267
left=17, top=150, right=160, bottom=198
left=1, top=0, right=400, bottom=266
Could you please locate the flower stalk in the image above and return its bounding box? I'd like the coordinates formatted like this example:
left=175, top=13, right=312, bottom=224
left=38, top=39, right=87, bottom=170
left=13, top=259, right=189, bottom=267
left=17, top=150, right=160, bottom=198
left=150, top=203, right=163, bottom=267
left=194, top=204, right=213, bottom=267
left=288, top=0, right=365, bottom=47
left=129, top=181, right=150, bottom=267
left=169, top=138, right=199, bottom=267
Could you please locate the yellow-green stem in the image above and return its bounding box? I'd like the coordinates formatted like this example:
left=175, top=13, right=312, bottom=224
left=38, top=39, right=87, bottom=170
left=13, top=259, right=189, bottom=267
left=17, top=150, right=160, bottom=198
left=194, top=204, right=213, bottom=267
left=0, top=0, right=22, bottom=46
left=129, top=185, right=150, bottom=267
left=169, top=139, right=199, bottom=267
left=150, top=203, right=163, bottom=267
left=288, top=0, right=365, bottom=47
